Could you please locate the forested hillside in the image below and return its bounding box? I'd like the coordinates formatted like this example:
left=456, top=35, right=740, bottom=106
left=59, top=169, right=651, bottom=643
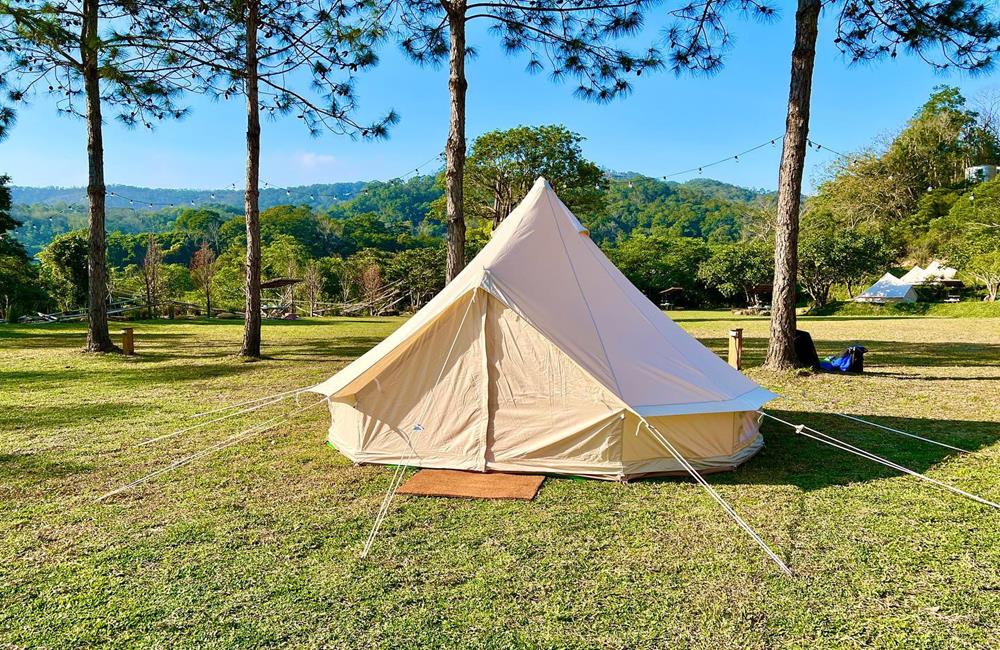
left=4, top=91, right=1000, bottom=323
left=10, top=175, right=761, bottom=255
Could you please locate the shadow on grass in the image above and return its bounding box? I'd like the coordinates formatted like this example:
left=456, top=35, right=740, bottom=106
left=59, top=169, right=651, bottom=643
left=0, top=403, right=154, bottom=431
left=698, top=336, right=1000, bottom=369
left=708, top=409, right=1000, bottom=492
left=0, top=452, right=94, bottom=481
left=266, top=336, right=385, bottom=361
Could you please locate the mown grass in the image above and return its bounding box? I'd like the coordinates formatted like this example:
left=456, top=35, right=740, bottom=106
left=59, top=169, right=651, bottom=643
left=1, top=312, right=999, bottom=648
left=808, top=300, right=1000, bottom=318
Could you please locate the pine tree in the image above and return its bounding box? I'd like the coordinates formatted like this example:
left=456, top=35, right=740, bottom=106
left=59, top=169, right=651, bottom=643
left=663, top=0, right=1000, bottom=368
left=145, top=0, right=397, bottom=358
left=0, top=0, right=190, bottom=351
left=383, top=0, right=659, bottom=281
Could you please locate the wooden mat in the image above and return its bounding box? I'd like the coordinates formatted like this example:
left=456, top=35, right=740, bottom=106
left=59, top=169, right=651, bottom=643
left=397, top=469, right=545, bottom=500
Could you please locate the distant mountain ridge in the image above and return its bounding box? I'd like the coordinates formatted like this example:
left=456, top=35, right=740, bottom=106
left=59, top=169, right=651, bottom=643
left=10, top=174, right=768, bottom=256
left=11, top=182, right=367, bottom=210
left=10, top=175, right=769, bottom=210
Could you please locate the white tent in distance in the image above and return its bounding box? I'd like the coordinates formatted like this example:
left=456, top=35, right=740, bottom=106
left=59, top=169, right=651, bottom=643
left=309, top=178, right=777, bottom=480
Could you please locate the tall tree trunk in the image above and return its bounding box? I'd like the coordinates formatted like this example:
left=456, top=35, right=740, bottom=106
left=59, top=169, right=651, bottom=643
left=81, top=0, right=116, bottom=352
left=444, top=2, right=467, bottom=283
left=765, top=0, right=820, bottom=369
left=241, top=0, right=262, bottom=358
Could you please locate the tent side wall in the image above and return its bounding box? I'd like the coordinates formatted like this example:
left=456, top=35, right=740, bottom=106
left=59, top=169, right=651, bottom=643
left=324, top=287, right=764, bottom=480
left=325, top=288, right=632, bottom=478
left=621, top=411, right=763, bottom=477
left=326, top=290, right=489, bottom=471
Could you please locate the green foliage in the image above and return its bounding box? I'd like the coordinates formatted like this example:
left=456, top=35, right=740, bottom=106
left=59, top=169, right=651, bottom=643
left=605, top=235, right=709, bottom=303
left=811, top=87, right=1000, bottom=252
left=0, top=174, right=43, bottom=320
left=697, top=239, right=773, bottom=306
left=589, top=176, right=758, bottom=244
left=260, top=205, right=332, bottom=258
left=385, top=246, right=445, bottom=310
left=798, top=219, right=898, bottom=306
left=38, top=230, right=89, bottom=311
left=329, top=176, right=441, bottom=235
left=465, top=125, right=606, bottom=226
left=262, top=234, right=310, bottom=280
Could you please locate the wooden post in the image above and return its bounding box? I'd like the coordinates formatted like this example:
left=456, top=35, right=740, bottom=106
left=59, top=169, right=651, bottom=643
left=122, top=327, right=135, bottom=356
left=728, top=328, right=743, bottom=370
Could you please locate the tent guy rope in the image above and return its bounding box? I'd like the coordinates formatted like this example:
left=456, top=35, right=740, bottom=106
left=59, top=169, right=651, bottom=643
left=759, top=411, right=1000, bottom=510
left=97, top=398, right=328, bottom=502
left=136, top=389, right=311, bottom=447
left=359, top=292, right=477, bottom=559
left=642, top=420, right=794, bottom=577
left=829, top=412, right=970, bottom=454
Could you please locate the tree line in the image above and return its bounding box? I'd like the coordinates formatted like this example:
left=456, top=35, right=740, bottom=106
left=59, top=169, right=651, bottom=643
left=2, top=0, right=998, bottom=366
left=7, top=102, right=999, bottom=328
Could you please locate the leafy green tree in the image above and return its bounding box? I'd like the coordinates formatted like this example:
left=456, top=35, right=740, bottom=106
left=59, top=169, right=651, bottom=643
left=965, top=250, right=1000, bottom=301
left=797, top=219, right=898, bottom=306
left=260, top=205, right=331, bottom=257
left=387, top=0, right=659, bottom=282
left=145, top=0, right=397, bottom=357
left=262, top=234, right=309, bottom=281
left=814, top=88, right=999, bottom=241
left=605, top=235, right=709, bottom=303
left=665, top=0, right=1000, bottom=367
left=697, top=240, right=773, bottom=307
left=1, top=0, right=190, bottom=351
left=464, top=125, right=606, bottom=227
left=0, top=174, right=43, bottom=320
left=386, top=246, right=445, bottom=310
left=39, top=230, right=89, bottom=311
left=175, top=208, right=226, bottom=247
left=936, top=181, right=1000, bottom=299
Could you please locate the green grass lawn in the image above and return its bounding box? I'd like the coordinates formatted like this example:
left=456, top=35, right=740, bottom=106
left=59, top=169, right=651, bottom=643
left=2, top=311, right=999, bottom=648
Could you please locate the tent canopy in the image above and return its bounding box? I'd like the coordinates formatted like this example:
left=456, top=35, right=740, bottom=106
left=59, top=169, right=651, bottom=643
left=855, top=273, right=918, bottom=303
left=311, top=178, right=776, bottom=479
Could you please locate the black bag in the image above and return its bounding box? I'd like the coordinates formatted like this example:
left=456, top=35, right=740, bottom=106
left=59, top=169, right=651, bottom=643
left=844, top=345, right=867, bottom=373
left=794, top=330, right=820, bottom=369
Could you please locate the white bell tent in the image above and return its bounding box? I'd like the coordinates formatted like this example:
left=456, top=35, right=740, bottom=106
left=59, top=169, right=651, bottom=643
left=855, top=273, right=918, bottom=304
left=308, top=178, right=777, bottom=480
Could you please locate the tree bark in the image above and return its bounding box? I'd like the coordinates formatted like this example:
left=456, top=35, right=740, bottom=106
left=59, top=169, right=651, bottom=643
left=241, top=0, right=262, bottom=358
left=444, top=2, right=467, bottom=283
left=81, top=0, right=116, bottom=352
left=765, top=0, right=820, bottom=369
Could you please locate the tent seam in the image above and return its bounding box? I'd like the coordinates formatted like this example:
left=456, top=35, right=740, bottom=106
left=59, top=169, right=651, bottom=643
left=543, top=188, right=626, bottom=398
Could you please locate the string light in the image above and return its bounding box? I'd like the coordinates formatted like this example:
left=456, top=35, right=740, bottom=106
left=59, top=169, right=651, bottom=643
left=658, top=135, right=847, bottom=180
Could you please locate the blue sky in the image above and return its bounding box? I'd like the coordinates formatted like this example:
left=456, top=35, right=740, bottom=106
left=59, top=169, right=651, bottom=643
left=2, top=8, right=998, bottom=192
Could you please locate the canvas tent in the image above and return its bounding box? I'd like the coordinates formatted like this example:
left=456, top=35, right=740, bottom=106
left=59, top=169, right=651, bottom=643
left=309, top=178, right=776, bottom=480
left=900, top=261, right=958, bottom=284
left=854, top=273, right=918, bottom=304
